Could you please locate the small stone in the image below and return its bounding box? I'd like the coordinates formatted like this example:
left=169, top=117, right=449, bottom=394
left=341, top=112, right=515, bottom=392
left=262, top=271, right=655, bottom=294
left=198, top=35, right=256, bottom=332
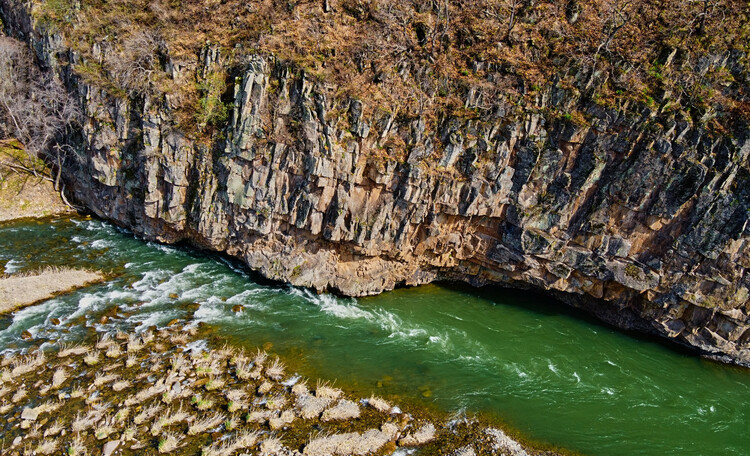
left=104, top=306, right=120, bottom=318
left=99, top=316, right=109, bottom=324
left=232, top=304, right=245, bottom=313
left=102, top=440, right=119, bottom=456
left=12, top=436, right=21, bottom=447
left=20, top=330, right=32, bottom=340
left=50, top=318, right=61, bottom=325
left=421, top=390, right=432, bottom=398
left=21, top=407, right=39, bottom=421
left=167, top=319, right=180, bottom=327
left=168, top=293, right=179, bottom=299
left=263, top=342, right=273, bottom=351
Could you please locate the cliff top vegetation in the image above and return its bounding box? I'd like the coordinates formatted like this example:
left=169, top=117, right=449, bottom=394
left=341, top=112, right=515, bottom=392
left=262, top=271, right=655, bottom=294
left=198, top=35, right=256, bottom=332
left=29, top=0, right=750, bottom=137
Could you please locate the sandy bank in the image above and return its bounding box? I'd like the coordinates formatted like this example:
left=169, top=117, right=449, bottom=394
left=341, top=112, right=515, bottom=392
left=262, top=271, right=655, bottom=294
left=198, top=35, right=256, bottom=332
left=0, top=268, right=104, bottom=313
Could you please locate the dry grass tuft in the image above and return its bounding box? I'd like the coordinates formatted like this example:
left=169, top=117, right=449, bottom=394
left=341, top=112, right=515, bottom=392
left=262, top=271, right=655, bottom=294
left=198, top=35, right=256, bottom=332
left=66, top=437, right=86, bottom=456
left=35, top=438, right=58, bottom=455
left=253, top=349, right=267, bottom=366
left=11, top=351, right=45, bottom=376
left=259, top=436, right=284, bottom=456
left=93, top=372, right=118, bottom=387
left=321, top=399, right=360, bottom=422
left=367, top=395, right=392, bottom=413
left=151, top=406, right=190, bottom=435
left=83, top=350, right=100, bottom=366
left=258, top=381, right=274, bottom=395
left=292, top=380, right=309, bottom=397
left=95, top=334, right=114, bottom=350
left=296, top=395, right=332, bottom=420
left=158, top=432, right=182, bottom=453
left=11, top=386, right=27, bottom=403
left=134, top=402, right=162, bottom=425
left=0, top=368, right=12, bottom=383
left=188, top=412, right=225, bottom=435
left=399, top=422, right=436, bottom=446
left=265, top=393, right=287, bottom=411
left=58, top=343, right=88, bottom=358
left=234, top=358, right=253, bottom=380
left=265, top=358, right=285, bottom=381
left=269, top=410, right=296, bottom=430
left=43, top=419, right=64, bottom=437
left=112, top=379, right=132, bottom=392
left=71, top=410, right=99, bottom=432
left=51, top=367, right=67, bottom=388
left=315, top=381, right=342, bottom=401
left=204, top=377, right=226, bottom=391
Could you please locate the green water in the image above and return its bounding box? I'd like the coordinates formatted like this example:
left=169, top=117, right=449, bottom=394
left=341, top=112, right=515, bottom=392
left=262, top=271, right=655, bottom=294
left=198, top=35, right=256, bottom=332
left=1, top=216, right=749, bottom=455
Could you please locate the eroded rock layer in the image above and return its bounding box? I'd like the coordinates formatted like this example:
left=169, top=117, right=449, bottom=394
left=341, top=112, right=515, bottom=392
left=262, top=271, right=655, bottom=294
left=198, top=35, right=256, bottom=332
left=3, top=3, right=750, bottom=366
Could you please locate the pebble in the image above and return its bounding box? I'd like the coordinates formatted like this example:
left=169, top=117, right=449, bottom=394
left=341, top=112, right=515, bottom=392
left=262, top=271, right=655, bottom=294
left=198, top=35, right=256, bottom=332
left=21, top=407, right=39, bottom=421
left=102, top=440, right=119, bottom=456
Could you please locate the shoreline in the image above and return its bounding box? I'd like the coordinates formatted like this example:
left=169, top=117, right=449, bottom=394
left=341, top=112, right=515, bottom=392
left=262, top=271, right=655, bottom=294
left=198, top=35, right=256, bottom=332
left=0, top=322, right=564, bottom=456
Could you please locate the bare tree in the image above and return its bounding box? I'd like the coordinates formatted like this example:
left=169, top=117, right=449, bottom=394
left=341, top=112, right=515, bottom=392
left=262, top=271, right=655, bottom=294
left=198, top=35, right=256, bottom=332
left=105, top=29, right=167, bottom=97
left=0, top=36, right=79, bottom=189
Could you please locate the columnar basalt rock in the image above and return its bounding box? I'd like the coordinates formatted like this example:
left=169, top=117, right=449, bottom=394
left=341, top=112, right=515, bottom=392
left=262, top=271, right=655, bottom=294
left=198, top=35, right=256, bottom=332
left=2, top=2, right=749, bottom=366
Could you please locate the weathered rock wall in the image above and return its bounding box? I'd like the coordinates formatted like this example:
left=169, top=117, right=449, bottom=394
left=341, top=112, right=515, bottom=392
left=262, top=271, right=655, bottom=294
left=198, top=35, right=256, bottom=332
left=3, top=2, right=750, bottom=366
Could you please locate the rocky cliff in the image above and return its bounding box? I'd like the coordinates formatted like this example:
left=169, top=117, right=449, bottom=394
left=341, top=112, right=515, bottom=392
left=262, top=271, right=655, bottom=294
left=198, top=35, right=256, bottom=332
left=3, top=1, right=750, bottom=366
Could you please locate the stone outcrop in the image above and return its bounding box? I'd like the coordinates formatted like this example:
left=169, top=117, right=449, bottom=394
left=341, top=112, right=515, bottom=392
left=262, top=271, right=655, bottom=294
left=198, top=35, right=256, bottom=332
left=2, top=3, right=750, bottom=366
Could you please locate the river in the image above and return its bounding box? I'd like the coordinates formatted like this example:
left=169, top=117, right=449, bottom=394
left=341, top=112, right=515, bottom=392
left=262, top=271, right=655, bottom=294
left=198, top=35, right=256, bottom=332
left=0, top=216, right=748, bottom=455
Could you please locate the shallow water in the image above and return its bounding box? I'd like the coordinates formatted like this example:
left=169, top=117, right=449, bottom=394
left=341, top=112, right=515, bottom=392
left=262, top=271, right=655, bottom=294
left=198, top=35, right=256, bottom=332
left=1, top=216, right=749, bottom=456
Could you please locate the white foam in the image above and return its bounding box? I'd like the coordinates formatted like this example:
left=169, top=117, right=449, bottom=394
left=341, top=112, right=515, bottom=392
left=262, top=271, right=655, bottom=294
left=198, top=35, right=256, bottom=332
left=3, top=259, right=22, bottom=274
left=129, top=310, right=181, bottom=331
left=388, top=449, right=416, bottom=456
left=282, top=375, right=301, bottom=387
left=313, top=293, right=373, bottom=321
left=601, top=387, right=616, bottom=396
left=185, top=339, right=208, bottom=354
left=132, top=270, right=170, bottom=291
left=194, top=304, right=228, bottom=322
left=148, top=242, right=178, bottom=254
left=573, top=372, right=581, bottom=383
left=183, top=263, right=201, bottom=273
left=91, top=239, right=114, bottom=249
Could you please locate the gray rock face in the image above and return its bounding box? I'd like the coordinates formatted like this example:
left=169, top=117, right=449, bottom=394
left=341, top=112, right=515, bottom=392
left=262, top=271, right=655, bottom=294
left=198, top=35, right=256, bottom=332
left=2, top=3, right=750, bottom=366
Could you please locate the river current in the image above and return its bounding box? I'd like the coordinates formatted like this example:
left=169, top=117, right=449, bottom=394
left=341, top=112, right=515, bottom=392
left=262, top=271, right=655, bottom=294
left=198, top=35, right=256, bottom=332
left=0, top=216, right=748, bottom=455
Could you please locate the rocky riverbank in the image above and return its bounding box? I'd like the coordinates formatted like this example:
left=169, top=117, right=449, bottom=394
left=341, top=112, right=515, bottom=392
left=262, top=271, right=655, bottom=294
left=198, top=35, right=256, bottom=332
left=0, top=322, right=554, bottom=456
